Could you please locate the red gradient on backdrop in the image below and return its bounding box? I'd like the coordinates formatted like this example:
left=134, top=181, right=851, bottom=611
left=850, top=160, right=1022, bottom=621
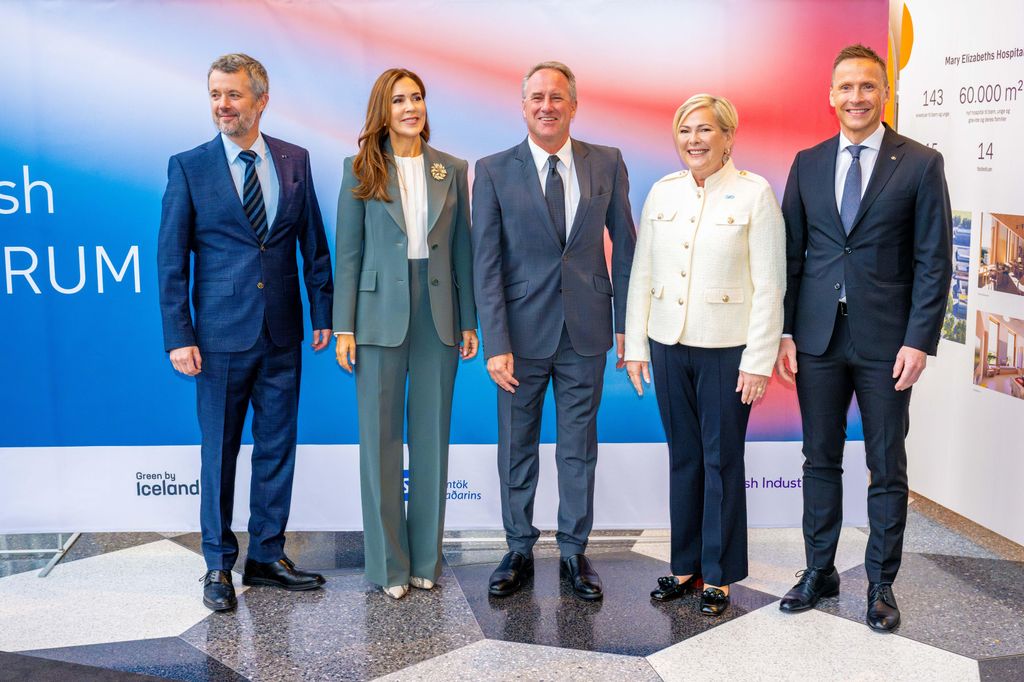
left=193, top=1, right=886, bottom=440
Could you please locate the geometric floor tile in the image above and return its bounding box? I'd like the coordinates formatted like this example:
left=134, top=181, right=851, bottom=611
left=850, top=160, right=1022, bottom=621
left=180, top=563, right=482, bottom=680
left=647, top=604, right=980, bottom=682
left=22, top=637, right=245, bottom=681
left=377, top=639, right=662, bottom=681
left=450, top=551, right=777, bottom=656
left=0, top=540, right=238, bottom=651
left=631, top=526, right=870, bottom=598
left=979, top=654, right=1024, bottom=681
left=877, top=509, right=1000, bottom=559
left=818, top=553, right=1024, bottom=659
left=168, top=531, right=366, bottom=573
left=442, top=530, right=644, bottom=569
left=0, top=650, right=161, bottom=680
left=0, top=533, right=166, bottom=579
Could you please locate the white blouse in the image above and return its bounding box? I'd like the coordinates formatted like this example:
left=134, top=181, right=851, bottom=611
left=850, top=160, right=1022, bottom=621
left=395, top=155, right=429, bottom=259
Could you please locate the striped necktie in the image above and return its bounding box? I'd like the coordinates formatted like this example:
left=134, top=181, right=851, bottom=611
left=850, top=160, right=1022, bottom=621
left=238, top=150, right=269, bottom=243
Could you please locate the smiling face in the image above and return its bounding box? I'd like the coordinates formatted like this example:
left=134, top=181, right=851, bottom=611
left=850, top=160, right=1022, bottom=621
left=208, top=69, right=267, bottom=143
left=388, top=76, right=426, bottom=143
left=830, top=57, right=888, bottom=143
left=675, top=107, right=733, bottom=182
left=522, top=68, right=576, bottom=153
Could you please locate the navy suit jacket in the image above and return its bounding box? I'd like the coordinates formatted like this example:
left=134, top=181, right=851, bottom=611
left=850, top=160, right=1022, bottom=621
left=158, top=134, right=333, bottom=353
left=472, top=138, right=636, bottom=360
left=782, top=124, right=951, bottom=360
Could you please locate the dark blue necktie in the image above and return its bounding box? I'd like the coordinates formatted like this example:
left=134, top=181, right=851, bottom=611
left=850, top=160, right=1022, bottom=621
left=545, top=155, right=566, bottom=248
left=840, top=144, right=865, bottom=234
left=239, top=150, right=269, bottom=243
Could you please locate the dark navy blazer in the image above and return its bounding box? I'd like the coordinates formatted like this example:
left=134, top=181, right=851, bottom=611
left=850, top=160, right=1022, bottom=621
left=782, top=124, right=951, bottom=360
left=158, top=134, right=333, bottom=353
left=471, top=138, right=636, bottom=360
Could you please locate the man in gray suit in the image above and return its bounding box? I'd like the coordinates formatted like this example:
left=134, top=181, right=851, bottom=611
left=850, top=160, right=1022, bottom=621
left=472, top=61, right=636, bottom=600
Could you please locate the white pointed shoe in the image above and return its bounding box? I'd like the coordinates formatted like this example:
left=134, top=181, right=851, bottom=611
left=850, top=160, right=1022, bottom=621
left=383, top=584, right=409, bottom=599
left=409, top=576, right=435, bottom=590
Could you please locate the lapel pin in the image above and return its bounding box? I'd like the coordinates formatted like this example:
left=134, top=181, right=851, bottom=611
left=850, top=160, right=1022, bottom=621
left=430, top=163, right=447, bottom=181
left=890, top=155, right=896, bottom=160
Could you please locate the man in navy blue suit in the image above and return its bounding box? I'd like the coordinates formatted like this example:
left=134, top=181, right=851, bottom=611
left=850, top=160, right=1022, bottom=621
left=775, top=45, right=951, bottom=631
left=158, top=54, right=333, bottom=611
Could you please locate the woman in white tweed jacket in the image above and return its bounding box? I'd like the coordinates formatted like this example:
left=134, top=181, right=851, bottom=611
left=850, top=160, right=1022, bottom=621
left=624, top=94, right=785, bottom=616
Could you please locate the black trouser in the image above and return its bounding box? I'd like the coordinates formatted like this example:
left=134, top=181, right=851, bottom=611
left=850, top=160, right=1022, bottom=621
left=651, top=341, right=751, bottom=586
left=796, top=309, right=911, bottom=583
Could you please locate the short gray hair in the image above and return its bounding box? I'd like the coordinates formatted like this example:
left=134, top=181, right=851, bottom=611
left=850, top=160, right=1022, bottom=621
left=522, top=61, right=577, bottom=103
left=208, top=53, right=269, bottom=98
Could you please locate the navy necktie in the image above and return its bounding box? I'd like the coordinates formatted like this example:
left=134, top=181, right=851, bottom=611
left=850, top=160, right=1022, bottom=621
left=239, top=150, right=269, bottom=243
left=545, top=155, right=566, bottom=248
left=840, top=144, right=865, bottom=234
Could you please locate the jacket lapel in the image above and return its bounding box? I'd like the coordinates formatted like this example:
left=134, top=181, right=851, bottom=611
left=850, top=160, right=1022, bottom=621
left=263, top=135, right=297, bottom=240
left=514, top=138, right=563, bottom=251
left=381, top=137, right=407, bottom=234
left=564, top=139, right=591, bottom=251
left=848, top=125, right=905, bottom=235
left=815, top=135, right=846, bottom=240
left=422, top=142, right=453, bottom=234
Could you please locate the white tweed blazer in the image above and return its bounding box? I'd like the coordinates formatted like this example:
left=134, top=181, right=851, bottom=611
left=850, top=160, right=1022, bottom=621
left=624, top=160, right=785, bottom=375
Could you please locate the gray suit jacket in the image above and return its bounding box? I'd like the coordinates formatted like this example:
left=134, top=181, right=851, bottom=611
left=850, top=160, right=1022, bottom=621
left=333, top=141, right=476, bottom=346
left=472, top=138, right=636, bottom=360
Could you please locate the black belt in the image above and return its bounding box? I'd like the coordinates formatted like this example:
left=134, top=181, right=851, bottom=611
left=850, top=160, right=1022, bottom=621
left=838, top=300, right=848, bottom=316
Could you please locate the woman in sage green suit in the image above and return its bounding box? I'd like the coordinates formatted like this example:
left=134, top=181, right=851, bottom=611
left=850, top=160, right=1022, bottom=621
left=334, top=68, right=478, bottom=600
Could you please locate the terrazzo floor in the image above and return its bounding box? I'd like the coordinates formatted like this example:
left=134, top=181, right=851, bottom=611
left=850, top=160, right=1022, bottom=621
left=1, top=495, right=1022, bottom=681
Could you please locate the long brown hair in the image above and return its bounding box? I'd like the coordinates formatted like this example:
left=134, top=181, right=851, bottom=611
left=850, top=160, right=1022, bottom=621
left=352, top=68, right=430, bottom=202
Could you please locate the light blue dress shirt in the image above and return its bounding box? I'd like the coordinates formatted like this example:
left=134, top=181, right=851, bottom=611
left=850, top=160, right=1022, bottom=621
left=221, top=133, right=279, bottom=233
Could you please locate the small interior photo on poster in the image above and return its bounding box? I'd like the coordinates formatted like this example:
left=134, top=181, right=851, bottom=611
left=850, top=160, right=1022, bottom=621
left=978, top=212, right=1024, bottom=298
left=942, top=210, right=971, bottom=343
left=973, top=310, right=1024, bottom=400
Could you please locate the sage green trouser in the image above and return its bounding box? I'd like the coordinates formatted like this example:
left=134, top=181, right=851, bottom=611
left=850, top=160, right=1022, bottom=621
left=355, top=259, right=459, bottom=587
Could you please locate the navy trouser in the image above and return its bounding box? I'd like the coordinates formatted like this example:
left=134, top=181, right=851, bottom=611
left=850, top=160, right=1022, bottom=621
left=650, top=341, right=751, bottom=586
left=796, top=310, right=911, bottom=583
left=195, top=323, right=301, bottom=570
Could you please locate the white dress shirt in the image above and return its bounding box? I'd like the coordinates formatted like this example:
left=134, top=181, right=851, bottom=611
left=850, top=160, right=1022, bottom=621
left=527, top=136, right=579, bottom=240
left=221, top=133, right=279, bottom=232
left=395, top=154, right=429, bottom=259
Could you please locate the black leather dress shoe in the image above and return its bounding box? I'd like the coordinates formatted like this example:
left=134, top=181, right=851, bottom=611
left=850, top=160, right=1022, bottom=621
left=700, top=587, right=730, bottom=616
left=650, top=574, right=703, bottom=602
left=202, top=570, right=237, bottom=611
left=242, top=556, right=325, bottom=591
left=488, top=551, right=534, bottom=597
left=866, top=582, right=901, bottom=632
left=779, top=566, right=840, bottom=612
left=560, top=554, right=603, bottom=601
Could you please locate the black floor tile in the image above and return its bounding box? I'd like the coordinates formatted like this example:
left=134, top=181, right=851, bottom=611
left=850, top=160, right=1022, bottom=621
left=0, top=650, right=161, bottom=681
left=169, top=531, right=364, bottom=571
left=451, top=550, right=776, bottom=656
left=980, top=654, right=1024, bottom=681
left=23, top=637, right=245, bottom=682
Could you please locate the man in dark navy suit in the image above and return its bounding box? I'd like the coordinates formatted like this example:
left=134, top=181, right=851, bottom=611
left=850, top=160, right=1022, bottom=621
left=775, top=45, right=951, bottom=631
left=158, top=54, right=333, bottom=611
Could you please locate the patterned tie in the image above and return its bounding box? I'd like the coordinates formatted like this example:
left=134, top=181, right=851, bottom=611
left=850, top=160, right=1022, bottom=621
left=840, top=144, right=865, bottom=234
left=545, top=154, right=566, bottom=248
left=239, top=150, right=269, bottom=243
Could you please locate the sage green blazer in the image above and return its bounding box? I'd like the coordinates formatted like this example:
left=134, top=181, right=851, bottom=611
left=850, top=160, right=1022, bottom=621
left=333, top=141, right=476, bottom=346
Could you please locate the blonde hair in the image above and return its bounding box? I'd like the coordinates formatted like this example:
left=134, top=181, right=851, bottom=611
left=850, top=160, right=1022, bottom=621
left=672, top=94, right=738, bottom=137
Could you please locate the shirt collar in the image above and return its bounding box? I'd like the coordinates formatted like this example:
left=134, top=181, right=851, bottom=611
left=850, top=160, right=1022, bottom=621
left=527, top=135, right=573, bottom=174
left=221, top=132, right=268, bottom=165
left=838, top=123, right=884, bottom=154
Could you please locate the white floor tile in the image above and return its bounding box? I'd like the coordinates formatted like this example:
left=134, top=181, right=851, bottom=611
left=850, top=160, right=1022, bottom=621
left=647, top=604, right=979, bottom=682
left=0, top=539, right=241, bottom=651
